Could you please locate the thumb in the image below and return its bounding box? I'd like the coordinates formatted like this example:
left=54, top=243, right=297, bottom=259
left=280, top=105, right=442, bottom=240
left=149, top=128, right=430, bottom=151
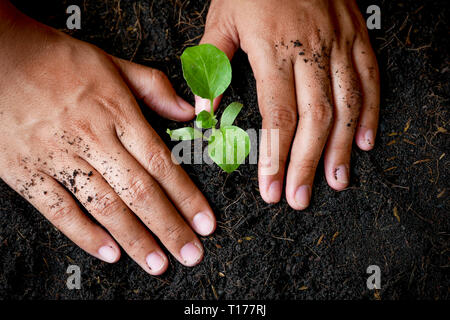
left=111, top=56, right=195, bottom=121
left=195, top=27, right=239, bottom=114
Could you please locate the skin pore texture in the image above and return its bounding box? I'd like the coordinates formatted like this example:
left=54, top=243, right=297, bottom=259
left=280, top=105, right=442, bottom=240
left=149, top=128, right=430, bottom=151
left=0, top=0, right=379, bottom=275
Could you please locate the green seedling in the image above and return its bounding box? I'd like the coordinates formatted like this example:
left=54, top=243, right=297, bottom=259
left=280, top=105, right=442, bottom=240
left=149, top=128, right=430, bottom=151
left=166, top=44, right=250, bottom=173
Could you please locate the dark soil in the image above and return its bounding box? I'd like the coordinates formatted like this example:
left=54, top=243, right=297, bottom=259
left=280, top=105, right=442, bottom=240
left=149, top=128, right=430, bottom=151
left=1, top=0, right=448, bottom=300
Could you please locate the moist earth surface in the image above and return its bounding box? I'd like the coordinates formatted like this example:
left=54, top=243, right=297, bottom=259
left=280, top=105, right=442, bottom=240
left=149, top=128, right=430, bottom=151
left=0, top=0, right=448, bottom=299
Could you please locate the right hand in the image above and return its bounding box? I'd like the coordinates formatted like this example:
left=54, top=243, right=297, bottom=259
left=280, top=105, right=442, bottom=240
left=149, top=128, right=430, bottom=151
left=0, top=2, right=216, bottom=275
left=197, top=0, right=380, bottom=209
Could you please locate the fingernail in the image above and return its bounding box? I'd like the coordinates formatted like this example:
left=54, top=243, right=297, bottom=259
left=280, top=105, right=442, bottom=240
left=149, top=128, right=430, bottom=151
left=365, top=129, right=375, bottom=148
left=176, top=96, right=194, bottom=112
left=295, top=185, right=311, bottom=209
left=98, top=245, right=118, bottom=263
left=193, top=212, right=215, bottom=236
left=146, top=252, right=165, bottom=272
left=195, top=96, right=211, bottom=114
left=335, top=165, right=349, bottom=184
left=268, top=181, right=281, bottom=203
left=180, top=242, right=203, bottom=266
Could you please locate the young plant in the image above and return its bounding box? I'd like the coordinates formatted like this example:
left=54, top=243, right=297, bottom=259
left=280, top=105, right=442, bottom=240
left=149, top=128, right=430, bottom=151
left=166, top=44, right=250, bottom=173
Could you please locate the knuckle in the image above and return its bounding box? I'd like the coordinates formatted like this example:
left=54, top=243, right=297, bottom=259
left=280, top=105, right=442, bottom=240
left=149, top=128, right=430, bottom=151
left=93, top=95, right=126, bottom=119
left=292, top=158, right=319, bottom=173
left=331, top=142, right=351, bottom=153
left=258, top=155, right=272, bottom=169
left=174, top=191, right=195, bottom=212
left=69, top=119, right=102, bottom=144
left=361, top=62, right=379, bottom=82
left=93, top=191, right=122, bottom=218
left=146, top=148, right=174, bottom=178
left=127, top=234, right=149, bottom=252
left=165, top=223, right=186, bottom=243
left=304, top=103, right=334, bottom=126
left=259, top=155, right=285, bottom=170
left=127, top=177, right=156, bottom=206
left=49, top=204, right=74, bottom=224
left=264, top=107, right=298, bottom=129
left=306, top=24, right=334, bottom=49
left=149, top=69, right=168, bottom=86
left=348, top=89, right=363, bottom=110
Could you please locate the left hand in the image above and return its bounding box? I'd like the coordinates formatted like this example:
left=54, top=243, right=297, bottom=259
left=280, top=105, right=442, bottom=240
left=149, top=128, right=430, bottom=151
left=0, top=1, right=215, bottom=275
left=197, top=0, right=380, bottom=210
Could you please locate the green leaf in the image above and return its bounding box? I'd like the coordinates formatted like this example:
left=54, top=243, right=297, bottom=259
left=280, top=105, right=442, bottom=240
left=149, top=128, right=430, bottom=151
left=195, top=110, right=217, bottom=129
left=220, top=102, right=243, bottom=128
left=181, top=44, right=232, bottom=101
left=166, top=127, right=202, bottom=141
left=208, top=126, right=251, bottom=173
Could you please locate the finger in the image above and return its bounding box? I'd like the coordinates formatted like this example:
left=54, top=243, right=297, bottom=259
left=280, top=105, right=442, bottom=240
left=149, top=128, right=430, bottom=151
left=324, top=49, right=362, bottom=190
left=82, top=132, right=206, bottom=267
left=194, top=95, right=220, bottom=115
left=116, top=116, right=216, bottom=238
left=248, top=50, right=297, bottom=204
left=50, top=158, right=170, bottom=275
left=286, top=55, right=334, bottom=210
left=111, top=56, right=195, bottom=122
left=6, top=169, right=121, bottom=264
left=352, top=35, right=380, bottom=151
left=195, top=25, right=239, bottom=114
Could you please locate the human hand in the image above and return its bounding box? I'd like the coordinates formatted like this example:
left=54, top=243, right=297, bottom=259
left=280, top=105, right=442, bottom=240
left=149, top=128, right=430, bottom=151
left=197, top=0, right=380, bottom=209
left=0, top=2, right=216, bottom=275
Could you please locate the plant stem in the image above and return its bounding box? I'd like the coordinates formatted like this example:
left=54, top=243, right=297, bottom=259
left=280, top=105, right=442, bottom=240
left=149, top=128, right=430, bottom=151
left=210, top=99, right=214, bottom=118
left=210, top=99, right=215, bottom=134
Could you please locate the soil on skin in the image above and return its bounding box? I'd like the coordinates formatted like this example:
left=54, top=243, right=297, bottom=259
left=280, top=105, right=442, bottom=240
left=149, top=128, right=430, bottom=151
left=0, top=0, right=448, bottom=299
